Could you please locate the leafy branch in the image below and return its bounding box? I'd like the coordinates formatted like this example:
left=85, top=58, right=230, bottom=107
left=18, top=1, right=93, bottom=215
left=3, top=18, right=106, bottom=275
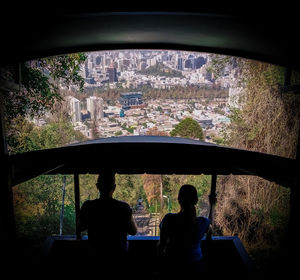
left=4, top=53, right=87, bottom=122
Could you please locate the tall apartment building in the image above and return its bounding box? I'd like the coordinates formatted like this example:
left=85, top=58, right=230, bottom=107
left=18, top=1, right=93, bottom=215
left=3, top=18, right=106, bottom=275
left=87, top=96, right=104, bottom=120
left=177, top=56, right=183, bottom=70
left=107, top=67, right=118, bottom=83
left=67, top=96, right=82, bottom=124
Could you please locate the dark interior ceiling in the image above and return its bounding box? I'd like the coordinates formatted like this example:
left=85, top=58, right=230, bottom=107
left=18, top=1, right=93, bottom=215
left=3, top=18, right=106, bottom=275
left=1, top=6, right=299, bottom=70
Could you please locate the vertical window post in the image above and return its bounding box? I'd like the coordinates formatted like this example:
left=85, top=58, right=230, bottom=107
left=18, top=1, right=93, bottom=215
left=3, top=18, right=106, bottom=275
left=74, top=173, right=81, bottom=240
left=207, top=173, right=217, bottom=240
left=59, top=176, right=66, bottom=236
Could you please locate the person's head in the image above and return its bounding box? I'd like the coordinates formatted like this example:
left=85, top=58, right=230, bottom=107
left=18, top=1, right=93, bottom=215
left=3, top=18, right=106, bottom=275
left=96, top=171, right=116, bottom=197
left=178, top=184, right=198, bottom=210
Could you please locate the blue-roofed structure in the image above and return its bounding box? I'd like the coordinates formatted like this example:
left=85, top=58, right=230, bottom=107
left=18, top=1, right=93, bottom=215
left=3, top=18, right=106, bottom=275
left=119, top=92, right=143, bottom=109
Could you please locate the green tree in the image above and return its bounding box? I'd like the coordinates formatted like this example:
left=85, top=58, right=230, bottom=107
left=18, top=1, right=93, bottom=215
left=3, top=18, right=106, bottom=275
left=170, top=117, right=204, bottom=140
left=12, top=116, right=87, bottom=240
left=142, top=127, right=169, bottom=209
left=7, top=54, right=87, bottom=246
left=7, top=116, right=87, bottom=154
left=13, top=175, right=67, bottom=242
left=115, top=174, right=144, bottom=208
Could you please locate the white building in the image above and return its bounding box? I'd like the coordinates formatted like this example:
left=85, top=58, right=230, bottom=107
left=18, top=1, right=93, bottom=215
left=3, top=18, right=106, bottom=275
left=87, top=96, right=104, bottom=120
left=66, top=96, right=82, bottom=124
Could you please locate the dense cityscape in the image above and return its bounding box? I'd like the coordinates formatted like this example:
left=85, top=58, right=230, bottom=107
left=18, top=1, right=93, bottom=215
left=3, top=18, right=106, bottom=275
left=60, top=50, right=239, bottom=142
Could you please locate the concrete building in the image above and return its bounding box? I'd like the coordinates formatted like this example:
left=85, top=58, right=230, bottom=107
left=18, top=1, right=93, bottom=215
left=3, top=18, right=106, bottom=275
left=66, top=96, right=81, bottom=124
left=107, top=67, right=118, bottom=83
left=86, top=96, right=104, bottom=120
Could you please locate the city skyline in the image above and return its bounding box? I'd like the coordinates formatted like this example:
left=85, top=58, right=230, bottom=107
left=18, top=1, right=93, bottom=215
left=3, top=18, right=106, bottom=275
left=42, top=50, right=238, bottom=143
left=78, top=50, right=236, bottom=90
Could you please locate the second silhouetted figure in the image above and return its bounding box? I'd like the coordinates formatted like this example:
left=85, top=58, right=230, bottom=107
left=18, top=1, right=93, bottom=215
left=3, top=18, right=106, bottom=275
left=157, top=184, right=210, bottom=279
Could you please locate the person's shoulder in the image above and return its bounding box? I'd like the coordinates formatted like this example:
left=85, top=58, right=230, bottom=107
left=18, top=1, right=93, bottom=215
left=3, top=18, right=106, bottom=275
left=165, top=213, right=175, bottom=218
left=80, top=199, right=96, bottom=213
left=162, top=213, right=176, bottom=223
left=81, top=199, right=93, bottom=208
left=197, top=216, right=211, bottom=225
left=197, top=216, right=210, bottom=221
left=83, top=199, right=101, bottom=207
left=160, top=213, right=173, bottom=228
left=113, top=199, right=131, bottom=209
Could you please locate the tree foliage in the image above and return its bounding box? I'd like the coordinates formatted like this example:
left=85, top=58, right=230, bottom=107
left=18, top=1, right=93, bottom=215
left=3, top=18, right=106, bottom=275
left=142, top=174, right=162, bottom=205
left=4, top=53, right=86, bottom=122
left=13, top=174, right=75, bottom=242
left=141, top=127, right=168, bottom=207
left=170, top=117, right=204, bottom=140
left=7, top=53, right=88, bottom=244
left=11, top=116, right=88, bottom=238
left=7, top=116, right=87, bottom=154
left=226, top=61, right=299, bottom=157
left=115, top=174, right=144, bottom=207
left=210, top=57, right=300, bottom=269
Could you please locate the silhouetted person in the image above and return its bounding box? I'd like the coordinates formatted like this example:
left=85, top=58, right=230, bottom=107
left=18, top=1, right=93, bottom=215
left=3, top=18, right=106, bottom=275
left=78, top=171, right=137, bottom=277
left=157, top=184, right=210, bottom=279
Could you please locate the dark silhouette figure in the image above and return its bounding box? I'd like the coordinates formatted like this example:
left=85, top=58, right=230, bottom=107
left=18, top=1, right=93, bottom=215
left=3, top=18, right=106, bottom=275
left=78, top=171, right=137, bottom=277
left=157, top=184, right=210, bottom=279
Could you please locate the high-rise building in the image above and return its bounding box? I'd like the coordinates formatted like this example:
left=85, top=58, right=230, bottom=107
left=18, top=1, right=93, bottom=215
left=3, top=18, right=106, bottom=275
left=95, top=56, right=101, bottom=65
left=107, top=67, right=118, bottom=83
left=87, top=96, right=104, bottom=120
left=66, top=96, right=81, bottom=124
left=194, top=56, right=206, bottom=69
left=177, top=57, right=183, bottom=70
